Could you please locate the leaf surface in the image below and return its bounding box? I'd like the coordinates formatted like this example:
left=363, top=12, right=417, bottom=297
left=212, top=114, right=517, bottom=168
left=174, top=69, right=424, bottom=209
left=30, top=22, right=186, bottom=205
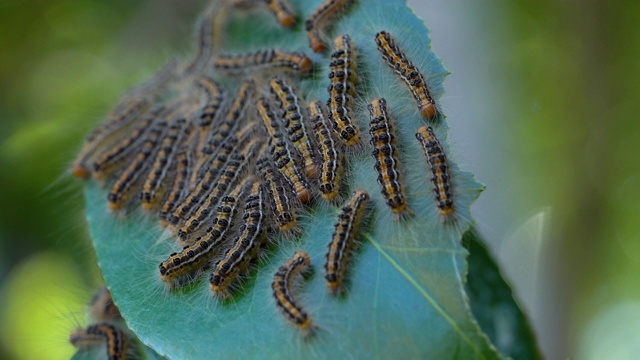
left=83, top=0, right=509, bottom=358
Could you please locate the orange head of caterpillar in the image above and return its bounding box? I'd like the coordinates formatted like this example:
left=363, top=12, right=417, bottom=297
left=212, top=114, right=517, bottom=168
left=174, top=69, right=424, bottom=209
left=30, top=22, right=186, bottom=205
left=294, top=183, right=312, bottom=204
left=277, top=14, right=296, bottom=28
left=420, top=103, right=437, bottom=119
left=72, top=165, right=90, bottom=180
left=267, top=0, right=297, bottom=27
left=293, top=53, right=313, bottom=74
left=304, top=20, right=325, bottom=53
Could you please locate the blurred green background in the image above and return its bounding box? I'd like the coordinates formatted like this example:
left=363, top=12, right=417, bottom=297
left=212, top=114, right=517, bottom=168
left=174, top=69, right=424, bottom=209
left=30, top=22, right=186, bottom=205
left=0, top=0, right=638, bottom=359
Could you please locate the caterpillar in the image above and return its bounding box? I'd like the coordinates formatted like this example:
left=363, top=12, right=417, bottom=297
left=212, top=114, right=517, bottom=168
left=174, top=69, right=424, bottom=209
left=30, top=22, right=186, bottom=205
left=166, top=166, right=220, bottom=229
left=182, top=7, right=219, bottom=77
left=272, top=251, right=314, bottom=336
left=159, top=150, right=191, bottom=227
left=191, top=79, right=255, bottom=187
left=329, top=34, right=359, bottom=91
left=309, top=100, right=344, bottom=202
left=107, top=117, right=168, bottom=212
left=141, top=116, right=192, bottom=211
left=368, top=97, right=411, bottom=219
left=214, top=49, right=313, bottom=75
left=375, top=30, right=437, bottom=119
left=257, top=97, right=312, bottom=203
left=159, top=180, right=251, bottom=285
left=305, top=0, right=352, bottom=53
left=72, top=98, right=151, bottom=179
left=415, top=126, right=455, bottom=221
left=210, top=178, right=266, bottom=298
left=256, top=156, right=297, bottom=234
left=193, top=77, right=225, bottom=159
left=165, top=129, right=251, bottom=231
left=181, top=122, right=257, bottom=221
left=324, top=189, right=370, bottom=294
left=177, top=139, right=263, bottom=244
left=327, top=33, right=360, bottom=146
left=91, top=105, right=167, bottom=181
left=192, top=121, right=255, bottom=191
left=69, top=323, right=128, bottom=360
left=268, top=76, right=318, bottom=178
left=89, top=286, right=121, bottom=322
left=171, top=155, right=228, bottom=230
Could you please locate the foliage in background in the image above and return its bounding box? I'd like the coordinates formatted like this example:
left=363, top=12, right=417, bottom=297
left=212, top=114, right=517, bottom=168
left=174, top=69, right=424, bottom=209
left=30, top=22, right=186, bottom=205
left=0, top=2, right=202, bottom=359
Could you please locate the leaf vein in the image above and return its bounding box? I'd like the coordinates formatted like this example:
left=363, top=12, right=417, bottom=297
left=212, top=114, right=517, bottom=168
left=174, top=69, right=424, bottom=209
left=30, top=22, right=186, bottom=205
left=364, top=232, right=486, bottom=359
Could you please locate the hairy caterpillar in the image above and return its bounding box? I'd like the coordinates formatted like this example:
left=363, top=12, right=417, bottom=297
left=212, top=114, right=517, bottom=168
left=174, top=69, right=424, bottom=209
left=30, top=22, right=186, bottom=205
left=272, top=251, right=314, bottom=336
left=368, top=97, right=411, bottom=219
left=415, top=126, right=455, bottom=221
left=324, top=189, right=370, bottom=294
left=375, top=30, right=437, bottom=119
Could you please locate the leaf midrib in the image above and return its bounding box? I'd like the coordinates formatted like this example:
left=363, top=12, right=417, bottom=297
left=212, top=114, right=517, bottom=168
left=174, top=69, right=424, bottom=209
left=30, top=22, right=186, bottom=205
left=363, top=232, right=487, bottom=359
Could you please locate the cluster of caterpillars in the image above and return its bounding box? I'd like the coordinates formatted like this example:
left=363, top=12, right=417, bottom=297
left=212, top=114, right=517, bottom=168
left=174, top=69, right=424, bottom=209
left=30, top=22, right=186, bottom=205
left=72, top=0, right=456, bottom=339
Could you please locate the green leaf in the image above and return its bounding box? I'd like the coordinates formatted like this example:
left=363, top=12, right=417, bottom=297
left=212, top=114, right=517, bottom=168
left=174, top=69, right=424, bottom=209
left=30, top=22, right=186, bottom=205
left=82, top=0, right=513, bottom=358
left=464, top=229, right=542, bottom=360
